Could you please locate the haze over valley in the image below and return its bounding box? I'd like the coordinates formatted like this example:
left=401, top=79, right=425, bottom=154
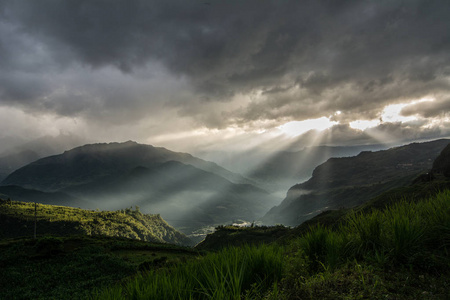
left=0, top=0, right=449, bottom=259
left=1, top=138, right=449, bottom=241
left=2, top=2, right=450, bottom=298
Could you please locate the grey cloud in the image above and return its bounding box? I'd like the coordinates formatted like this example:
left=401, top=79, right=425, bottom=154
left=1, top=0, right=450, bottom=134
left=401, top=98, right=450, bottom=118
left=292, top=121, right=450, bottom=148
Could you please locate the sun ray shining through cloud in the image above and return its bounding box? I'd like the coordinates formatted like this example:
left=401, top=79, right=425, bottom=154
left=381, top=104, right=418, bottom=123
left=278, top=117, right=338, bottom=137
left=349, top=120, right=380, bottom=131
left=0, top=1, right=449, bottom=168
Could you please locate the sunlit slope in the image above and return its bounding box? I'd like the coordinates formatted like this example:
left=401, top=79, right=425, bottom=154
left=1, top=142, right=274, bottom=234
left=0, top=199, right=191, bottom=245
left=263, top=139, right=450, bottom=226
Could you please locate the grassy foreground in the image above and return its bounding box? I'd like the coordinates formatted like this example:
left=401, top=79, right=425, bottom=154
left=0, top=235, right=197, bottom=300
left=93, top=190, right=450, bottom=299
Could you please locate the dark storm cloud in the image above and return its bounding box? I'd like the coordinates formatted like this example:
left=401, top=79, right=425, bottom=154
left=1, top=0, right=450, bottom=134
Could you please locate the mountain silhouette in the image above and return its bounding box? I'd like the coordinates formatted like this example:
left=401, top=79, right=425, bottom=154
left=262, top=139, right=450, bottom=226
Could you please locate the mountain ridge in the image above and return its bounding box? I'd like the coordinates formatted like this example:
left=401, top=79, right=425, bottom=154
left=2, top=141, right=253, bottom=191
left=1, top=141, right=275, bottom=238
left=262, top=139, right=450, bottom=226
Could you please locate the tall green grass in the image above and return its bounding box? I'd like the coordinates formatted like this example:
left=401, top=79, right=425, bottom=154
left=300, top=225, right=346, bottom=271
left=94, top=190, right=450, bottom=299
left=298, top=190, right=450, bottom=270
left=345, top=209, right=383, bottom=256
left=93, top=244, right=284, bottom=299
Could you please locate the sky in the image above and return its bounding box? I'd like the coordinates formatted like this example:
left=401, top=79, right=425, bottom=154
left=1, top=0, right=450, bottom=154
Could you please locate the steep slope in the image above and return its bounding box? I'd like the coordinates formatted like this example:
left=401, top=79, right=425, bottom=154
left=0, top=199, right=191, bottom=245
left=1, top=142, right=274, bottom=235
left=262, top=139, right=450, bottom=226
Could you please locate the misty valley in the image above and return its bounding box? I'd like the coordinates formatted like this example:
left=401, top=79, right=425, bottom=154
left=1, top=139, right=448, bottom=238
left=1, top=138, right=450, bottom=299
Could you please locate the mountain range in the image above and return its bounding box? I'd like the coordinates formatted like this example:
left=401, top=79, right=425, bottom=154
left=1, top=141, right=275, bottom=236
left=2, top=138, right=449, bottom=238
left=262, top=139, right=450, bottom=226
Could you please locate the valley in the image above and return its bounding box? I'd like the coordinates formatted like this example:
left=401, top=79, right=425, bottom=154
left=0, top=141, right=275, bottom=239
left=1, top=138, right=449, bottom=299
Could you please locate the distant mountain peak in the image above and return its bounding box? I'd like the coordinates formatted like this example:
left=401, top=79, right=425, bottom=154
left=2, top=140, right=255, bottom=192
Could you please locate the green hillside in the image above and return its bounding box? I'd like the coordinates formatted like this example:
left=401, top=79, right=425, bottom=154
left=93, top=190, right=450, bottom=299
left=2, top=184, right=449, bottom=299
left=0, top=199, right=191, bottom=245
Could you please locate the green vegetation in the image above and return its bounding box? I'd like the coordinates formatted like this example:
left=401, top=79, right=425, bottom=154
left=0, top=235, right=197, bottom=300
left=0, top=199, right=190, bottom=245
left=93, top=190, right=450, bottom=299
left=2, top=143, right=450, bottom=299
left=93, top=244, right=284, bottom=300
left=278, top=191, right=450, bottom=299
left=1, top=190, right=448, bottom=299
left=196, top=224, right=290, bottom=251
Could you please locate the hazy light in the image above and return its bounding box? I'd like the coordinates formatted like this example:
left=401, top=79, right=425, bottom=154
left=381, top=103, right=418, bottom=123
left=278, top=117, right=338, bottom=137
left=349, top=119, right=379, bottom=131
left=422, top=116, right=450, bottom=129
